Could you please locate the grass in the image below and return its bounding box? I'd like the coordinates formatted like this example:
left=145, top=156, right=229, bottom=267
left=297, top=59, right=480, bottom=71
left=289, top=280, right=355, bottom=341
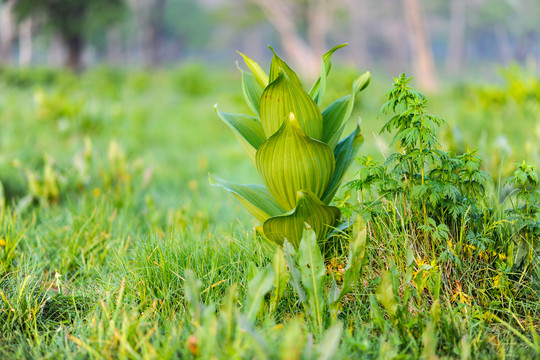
left=0, top=63, right=539, bottom=359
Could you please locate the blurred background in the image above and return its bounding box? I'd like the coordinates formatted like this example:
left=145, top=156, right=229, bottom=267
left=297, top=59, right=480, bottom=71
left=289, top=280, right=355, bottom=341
left=0, top=0, right=538, bottom=227
left=0, top=0, right=539, bottom=85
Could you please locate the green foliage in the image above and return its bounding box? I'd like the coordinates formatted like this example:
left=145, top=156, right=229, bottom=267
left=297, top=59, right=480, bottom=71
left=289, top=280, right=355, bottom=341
left=211, top=45, right=370, bottom=247
left=504, top=161, right=540, bottom=270
left=349, top=74, right=495, bottom=252
left=343, top=74, right=539, bottom=358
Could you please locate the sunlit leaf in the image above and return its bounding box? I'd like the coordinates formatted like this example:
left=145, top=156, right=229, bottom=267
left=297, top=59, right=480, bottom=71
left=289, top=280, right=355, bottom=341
left=244, top=265, right=275, bottom=322
left=238, top=51, right=269, bottom=88
left=322, top=71, right=370, bottom=149
left=321, top=124, right=364, bottom=204
left=238, top=66, right=264, bottom=116
left=209, top=173, right=285, bottom=222
left=256, top=113, right=334, bottom=210
left=309, top=44, right=348, bottom=106
left=214, top=104, right=266, bottom=165
left=262, top=190, right=340, bottom=247
left=260, top=73, right=324, bottom=140
left=298, top=231, right=326, bottom=332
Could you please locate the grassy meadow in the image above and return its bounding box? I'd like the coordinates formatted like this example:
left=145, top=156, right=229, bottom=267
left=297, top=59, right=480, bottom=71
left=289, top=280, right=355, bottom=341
left=0, top=62, right=539, bottom=359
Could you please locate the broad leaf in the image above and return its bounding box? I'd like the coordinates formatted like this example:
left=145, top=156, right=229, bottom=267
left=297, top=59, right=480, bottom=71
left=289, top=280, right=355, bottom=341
left=283, top=240, right=306, bottom=302
left=336, top=215, right=367, bottom=304
left=214, top=105, right=266, bottom=165
left=309, top=44, right=348, bottom=106
left=268, top=46, right=303, bottom=84
left=256, top=113, right=334, bottom=210
left=270, top=247, right=289, bottom=312
left=321, top=124, right=364, bottom=204
left=298, top=231, right=326, bottom=332
left=260, top=73, right=324, bottom=140
left=238, top=51, right=269, bottom=88
left=209, top=173, right=285, bottom=222
left=244, top=265, right=275, bottom=322
left=322, top=71, right=370, bottom=149
left=262, top=190, right=340, bottom=247
left=317, top=324, right=343, bottom=360
left=238, top=66, right=264, bottom=116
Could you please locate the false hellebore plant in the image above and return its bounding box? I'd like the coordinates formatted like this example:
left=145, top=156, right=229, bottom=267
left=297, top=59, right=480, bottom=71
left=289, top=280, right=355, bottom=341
left=210, top=45, right=370, bottom=248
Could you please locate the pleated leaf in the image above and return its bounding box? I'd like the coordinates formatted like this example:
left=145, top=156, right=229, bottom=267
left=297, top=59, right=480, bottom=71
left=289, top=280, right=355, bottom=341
left=321, top=124, right=364, bottom=204
left=322, top=71, right=370, bottom=149
left=256, top=113, right=334, bottom=210
left=209, top=173, right=285, bottom=222
left=214, top=104, right=266, bottom=165
left=239, top=66, right=264, bottom=116
left=268, top=46, right=303, bottom=84
left=262, top=190, right=340, bottom=247
left=309, top=44, right=348, bottom=106
left=238, top=51, right=269, bottom=88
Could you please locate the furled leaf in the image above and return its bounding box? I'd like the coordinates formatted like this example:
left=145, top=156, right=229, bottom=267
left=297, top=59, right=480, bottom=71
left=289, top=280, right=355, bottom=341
left=298, top=231, right=326, bottom=332
left=244, top=265, right=275, bottom=322
left=322, top=71, right=370, bottom=149
left=309, top=44, right=348, bottom=106
left=256, top=113, right=334, bottom=210
left=321, top=124, right=364, bottom=204
left=238, top=51, right=269, bottom=88
left=214, top=105, right=266, bottom=165
left=239, top=66, right=264, bottom=116
left=261, top=51, right=324, bottom=140
left=262, top=190, right=341, bottom=247
left=209, top=173, right=285, bottom=222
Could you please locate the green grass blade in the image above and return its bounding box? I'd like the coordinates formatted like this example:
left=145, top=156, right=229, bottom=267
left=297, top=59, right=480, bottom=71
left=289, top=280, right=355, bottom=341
left=256, top=114, right=334, bottom=210
left=209, top=173, right=285, bottom=222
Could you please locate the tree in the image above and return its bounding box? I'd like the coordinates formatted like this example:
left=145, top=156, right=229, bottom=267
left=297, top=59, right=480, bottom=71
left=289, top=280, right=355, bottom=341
left=13, top=0, right=125, bottom=71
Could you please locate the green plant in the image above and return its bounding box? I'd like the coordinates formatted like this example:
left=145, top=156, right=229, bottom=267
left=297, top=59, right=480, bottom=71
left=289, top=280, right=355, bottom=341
left=505, top=161, right=540, bottom=270
left=348, top=74, right=495, bottom=255
left=210, top=45, right=370, bottom=247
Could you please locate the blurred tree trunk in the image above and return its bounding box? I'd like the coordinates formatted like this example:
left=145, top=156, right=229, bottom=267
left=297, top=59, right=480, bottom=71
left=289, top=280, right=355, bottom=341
left=494, top=26, right=512, bottom=64
left=0, top=0, right=17, bottom=64
left=106, top=27, right=124, bottom=64
left=307, top=0, right=328, bottom=57
left=346, top=0, right=371, bottom=66
left=445, top=0, right=466, bottom=74
left=18, top=17, right=32, bottom=66
left=251, top=0, right=321, bottom=80
left=402, top=0, right=438, bottom=91
left=135, top=0, right=165, bottom=67
left=63, top=33, right=84, bottom=71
